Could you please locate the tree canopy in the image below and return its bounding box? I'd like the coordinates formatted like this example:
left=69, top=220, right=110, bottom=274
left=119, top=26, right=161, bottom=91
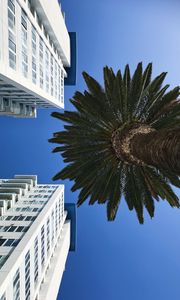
left=49, top=63, right=180, bottom=223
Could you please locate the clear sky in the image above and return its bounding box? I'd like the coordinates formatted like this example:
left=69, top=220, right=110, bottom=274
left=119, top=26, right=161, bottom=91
left=0, top=0, right=180, bottom=299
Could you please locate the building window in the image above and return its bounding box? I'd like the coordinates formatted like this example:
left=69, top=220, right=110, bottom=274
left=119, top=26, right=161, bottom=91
left=39, top=65, right=43, bottom=89
left=47, top=217, right=50, bottom=254
left=25, top=216, right=36, bottom=221
left=18, top=215, right=25, bottom=221
left=61, top=69, right=64, bottom=103
left=21, top=27, right=27, bottom=45
left=32, top=26, right=37, bottom=84
left=58, top=66, right=61, bottom=101
left=39, top=38, right=44, bottom=89
left=34, top=237, right=38, bottom=284
left=58, top=197, right=61, bottom=224
left=16, top=226, right=28, bottom=232
left=4, top=239, right=20, bottom=247
left=55, top=61, right=58, bottom=99
left=55, top=202, right=58, bottom=234
left=8, top=0, right=15, bottom=14
left=61, top=193, right=64, bottom=220
left=45, top=47, right=49, bottom=92
left=12, top=216, right=18, bottom=221
left=8, top=225, right=17, bottom=232
left=8, top=1, right=16, bottom=69
left=0, top=255, right=8, bottom=269
left=32, top=57, right=36, bottom=83
left=32, top=29, right=36, bottom=54
left=22, top=46, right=28, bottom=78
left=51, top=209, right=55, bottom=244
left=39, top=38, right=43, bottom=62
left=8, top=3, right=15, bottom=31
left=50, top=55, right=54, bottom=96
left=13, top=269, right=20, bottom=300
left=8, top=30, right=16, bottom=52
left=41, top=225, right=45, bottom=268
left=0, top=239, right=6, bottom=246
left=32, top=208, right=39, bottom=212
left=9, top=50, right=16, bottom=69
left=5, top=216, right=13, bottom=221
left=21, top=9, right=27, bottom=29
left=21, top=9, right=28, bottom=77
left=25, top=251, right=30, bottom=300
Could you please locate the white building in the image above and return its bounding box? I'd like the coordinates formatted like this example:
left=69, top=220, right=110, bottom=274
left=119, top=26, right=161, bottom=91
left=0, top=0, right=73, bottom=117
left=0, top=174, right=76, bottom=300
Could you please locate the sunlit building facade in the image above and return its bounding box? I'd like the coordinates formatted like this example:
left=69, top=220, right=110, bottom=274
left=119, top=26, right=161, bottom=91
left=0, top=0, right=74, bottom=117
left=0, top=175, right=76, bottom=300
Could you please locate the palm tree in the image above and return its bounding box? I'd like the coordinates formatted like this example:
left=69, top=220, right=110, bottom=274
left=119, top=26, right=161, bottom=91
left=49, top=62, right=180, bottom=223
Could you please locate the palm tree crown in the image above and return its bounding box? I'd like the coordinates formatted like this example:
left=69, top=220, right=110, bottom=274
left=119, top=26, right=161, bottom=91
left=49, top=62, right=180, bottom=223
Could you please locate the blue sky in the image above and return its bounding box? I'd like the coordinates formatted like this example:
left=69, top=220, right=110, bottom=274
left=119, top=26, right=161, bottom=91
left=0, top=0, right=180, bottom=299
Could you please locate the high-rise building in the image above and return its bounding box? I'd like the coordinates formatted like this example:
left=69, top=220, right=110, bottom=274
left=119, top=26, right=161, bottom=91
left=0, top=0, right=76, bottom=118
left=0, top=174, right=76, bottom=300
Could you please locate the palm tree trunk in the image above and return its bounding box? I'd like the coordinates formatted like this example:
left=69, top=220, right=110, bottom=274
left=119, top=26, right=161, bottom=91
left=130, top=128, right=180, bottom=175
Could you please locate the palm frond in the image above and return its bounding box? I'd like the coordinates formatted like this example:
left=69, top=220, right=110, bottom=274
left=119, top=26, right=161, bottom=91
left=50, top=62, right=180, bottom=223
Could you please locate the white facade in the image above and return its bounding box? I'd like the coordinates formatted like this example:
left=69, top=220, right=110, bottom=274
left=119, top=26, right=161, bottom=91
left=0, top=0, right=71, bottom=117
left=0, top=175, right=71, bottom=300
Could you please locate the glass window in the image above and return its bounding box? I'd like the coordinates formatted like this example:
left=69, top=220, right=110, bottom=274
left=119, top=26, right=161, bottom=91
left=21, top=27, right=27, bottom=45
left=34, top=237, right=38, bottom=284
left=0, top=239, right=6, bottom=246
left=3, top=226, right=10, bottom=232
left=8, top=32, right=16, bottom=52
left=50, top=55, right=54, bottom=96
left=55, top=202, right=58, bottom=234
left=31, top=26, right=36, bottom=56
left=25, top=251, right=30, bottom=300
left=32, top=56, right=36, bottom=84
left=12, top=239, right=20, bottom=247
left=8, top=0, right=15, bottom=13
left=4, top=239, right=14, bottom=246
left=16, top=226, right=24, bottom=232
left=51, top=209, right=54, bottom=244
left=41, top=225, right=45, bottom=267
left=22, top=226, right=29, bottom=232
left=47, top=218, right=50, bottom=253
left=8, top=30, right=16, bottom=69
left=21, top=9, right=27, bottom=29
left=39, top=38, right=43, bottom=60
left=32, top=208, right=39, bottom=212
left=8, top=10, right=15, bottom=30
left=6, top=216, right=13, bottom=221
left=8, top=226, right=17, bottom=232
left=0, top=255, right=8, bottom=269
left=39, top=64, right=43, bottom=88
left=32, top=26, right=36, bottom=42
left=13, top=269, right=20, bottom=300
left=21, top=9, right=28, bottom=78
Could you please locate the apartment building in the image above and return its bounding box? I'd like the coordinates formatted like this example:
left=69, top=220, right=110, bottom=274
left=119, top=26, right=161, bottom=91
left=0, top=174, right=76, bottom=300
left=0, top=0, right=76, bottom=117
